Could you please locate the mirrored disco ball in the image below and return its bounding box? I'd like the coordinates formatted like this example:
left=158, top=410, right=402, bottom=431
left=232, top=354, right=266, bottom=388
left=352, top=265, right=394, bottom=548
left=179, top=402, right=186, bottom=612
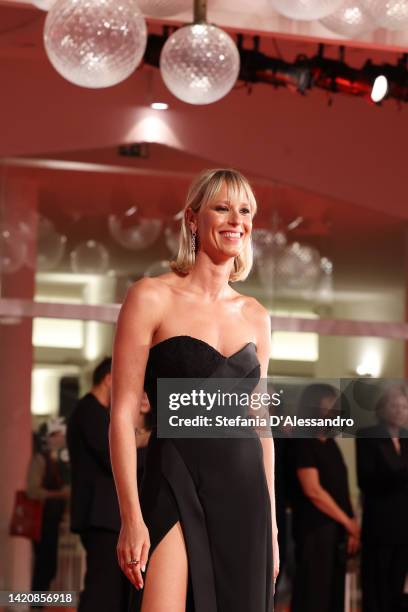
left=36, top=217, right=67, bottom=271
left=276, top=242, right=321, bottom=290
left=144, top=259, right=171, bottom=277
left=0, top=222, right=27, bottom=274
left=108, top=206, right=162, bottom=250
left=70, top=240, right=109, bottom=273
left=32, top=0, right=57, bottom=10
left=361, top=0, right=408, bottom=30
left=320, top=2, right=377, bottom=36
left=160, top=23, right=240, bottom=105
left=269, top=0, right=343, bottom=20
left=138, top=0, right=191, bottom=17
left=252, top=228, right=287, bottom=262
left=44, top=0, right=147, bottom=88
left=164, top=221, right=181, bottom=256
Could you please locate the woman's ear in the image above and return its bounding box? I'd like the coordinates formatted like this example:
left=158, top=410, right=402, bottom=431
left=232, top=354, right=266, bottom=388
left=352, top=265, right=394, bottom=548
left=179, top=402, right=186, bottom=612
left=185, top=207, right=197, bottom=234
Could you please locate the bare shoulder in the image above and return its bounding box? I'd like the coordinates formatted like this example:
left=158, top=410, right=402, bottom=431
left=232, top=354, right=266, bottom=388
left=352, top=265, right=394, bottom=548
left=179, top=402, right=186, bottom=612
left=115, top=277, right=171, bottom=340
left=124, top=274, right=174, bottom=310
left=241, top=295, right=271, bottom=331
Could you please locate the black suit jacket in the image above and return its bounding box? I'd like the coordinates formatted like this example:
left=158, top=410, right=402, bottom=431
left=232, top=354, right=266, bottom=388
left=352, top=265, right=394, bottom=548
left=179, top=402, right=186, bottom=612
left=67, top=393, right=121, bottom=533
left=356, top=423, right=408, bottom=545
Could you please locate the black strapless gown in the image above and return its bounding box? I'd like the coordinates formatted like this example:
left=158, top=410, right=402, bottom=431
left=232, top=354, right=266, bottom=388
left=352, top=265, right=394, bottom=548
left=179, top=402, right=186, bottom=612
left=139, top=335, right=274, bottom=612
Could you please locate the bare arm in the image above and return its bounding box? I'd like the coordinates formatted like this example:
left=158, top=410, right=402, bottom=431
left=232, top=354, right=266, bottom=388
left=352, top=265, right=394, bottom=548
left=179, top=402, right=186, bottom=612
left=297, top=467, right=359, bottom=538
left=109, top=278, right=164, bottom=589
left=255, top=308, right=280, bottom=583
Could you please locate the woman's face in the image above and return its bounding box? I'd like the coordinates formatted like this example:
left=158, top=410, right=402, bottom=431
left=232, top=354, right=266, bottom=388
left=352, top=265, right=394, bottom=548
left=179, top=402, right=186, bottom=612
left=47, top=431, right=65, bottom=451
left=191, top=182, right=253, bottom=260
left=382, top=393, right=408, bottom=429
left=320, top=394, right=337, bottom=418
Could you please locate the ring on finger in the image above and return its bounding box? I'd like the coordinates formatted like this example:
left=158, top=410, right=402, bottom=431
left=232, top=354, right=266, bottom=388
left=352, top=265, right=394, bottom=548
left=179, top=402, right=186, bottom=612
left=127, top=559, right=140, bottom=567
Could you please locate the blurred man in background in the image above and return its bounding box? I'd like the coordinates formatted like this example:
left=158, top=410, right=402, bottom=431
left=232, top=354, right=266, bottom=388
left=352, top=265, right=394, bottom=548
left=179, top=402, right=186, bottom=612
left=67, top=357, right=130, bottom=612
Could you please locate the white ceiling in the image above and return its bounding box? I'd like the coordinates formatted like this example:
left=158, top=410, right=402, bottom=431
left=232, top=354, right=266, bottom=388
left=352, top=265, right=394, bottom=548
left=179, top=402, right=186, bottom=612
left=2, top=0, right=408, bottom=52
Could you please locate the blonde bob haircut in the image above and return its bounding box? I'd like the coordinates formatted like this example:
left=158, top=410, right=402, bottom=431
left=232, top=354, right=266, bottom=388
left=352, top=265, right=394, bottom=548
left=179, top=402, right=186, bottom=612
left=170, top=168, right=257, bottom=282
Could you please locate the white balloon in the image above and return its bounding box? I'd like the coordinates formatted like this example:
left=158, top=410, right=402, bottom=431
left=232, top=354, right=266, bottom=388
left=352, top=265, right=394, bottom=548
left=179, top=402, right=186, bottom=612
left=44, top=0, right=147, bottom=88
left=269, top=0, right=343, bottom=20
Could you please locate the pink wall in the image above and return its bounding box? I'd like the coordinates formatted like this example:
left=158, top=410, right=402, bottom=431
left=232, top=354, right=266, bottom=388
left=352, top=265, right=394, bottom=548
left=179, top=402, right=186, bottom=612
left=0, top=178, right=37, bottom=591
left=0, top=34, right=406, bottom=221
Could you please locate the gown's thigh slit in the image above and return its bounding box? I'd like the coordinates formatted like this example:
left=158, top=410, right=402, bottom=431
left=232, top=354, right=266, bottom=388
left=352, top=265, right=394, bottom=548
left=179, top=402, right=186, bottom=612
left=160, top=440, right=218, bottom=612
left=141, top=521, right=188, bottom=612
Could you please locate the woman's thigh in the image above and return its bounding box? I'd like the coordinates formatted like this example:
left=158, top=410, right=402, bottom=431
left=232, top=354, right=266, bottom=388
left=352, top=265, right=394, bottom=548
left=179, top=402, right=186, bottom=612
left=141, top=522, right=188, bottom=612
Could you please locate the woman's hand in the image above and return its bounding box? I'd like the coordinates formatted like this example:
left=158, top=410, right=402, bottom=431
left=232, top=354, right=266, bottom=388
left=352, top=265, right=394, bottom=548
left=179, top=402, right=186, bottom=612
left=347, top=534, right=360, bottom=556
left=344, top=516, right=360, bottom=540
left=117, top=518, right=150, bottom=590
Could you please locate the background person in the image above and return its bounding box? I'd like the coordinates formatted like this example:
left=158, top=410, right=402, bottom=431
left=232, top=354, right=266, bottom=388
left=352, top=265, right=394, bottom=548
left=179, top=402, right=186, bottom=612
left=356, top=384, right=408, bottom=612
left=288, top=383, right=359, bottom=612
left=67, top=357, right=130, bottom=612
left=27, top=417, right=70, bottom=598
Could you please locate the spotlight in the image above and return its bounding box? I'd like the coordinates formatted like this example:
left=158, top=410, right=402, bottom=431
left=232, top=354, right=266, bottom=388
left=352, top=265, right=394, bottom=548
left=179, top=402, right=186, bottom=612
left=150, top=102, right=169, bottom=110
left=371, top=75, right=388, bottom=103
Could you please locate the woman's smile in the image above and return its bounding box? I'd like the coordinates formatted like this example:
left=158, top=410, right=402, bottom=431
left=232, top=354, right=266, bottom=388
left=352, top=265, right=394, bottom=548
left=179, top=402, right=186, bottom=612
left=219, top=230, right=244, bottom=242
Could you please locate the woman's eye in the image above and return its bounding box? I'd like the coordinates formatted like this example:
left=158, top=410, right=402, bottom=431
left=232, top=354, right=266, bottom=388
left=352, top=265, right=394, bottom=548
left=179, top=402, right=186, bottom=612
left=241, top=208, right=251, bottom=214
left=215, top=206, right=229, bottom=212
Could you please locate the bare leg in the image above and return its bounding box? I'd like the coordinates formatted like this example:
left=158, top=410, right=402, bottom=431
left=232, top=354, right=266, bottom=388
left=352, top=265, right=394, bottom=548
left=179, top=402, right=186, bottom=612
left=141, top=522, right=188, bottom=612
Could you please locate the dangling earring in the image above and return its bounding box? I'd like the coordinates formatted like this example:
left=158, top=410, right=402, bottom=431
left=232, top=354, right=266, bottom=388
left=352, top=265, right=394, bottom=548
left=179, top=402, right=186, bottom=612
left=191, top=231, right=196, bottom=253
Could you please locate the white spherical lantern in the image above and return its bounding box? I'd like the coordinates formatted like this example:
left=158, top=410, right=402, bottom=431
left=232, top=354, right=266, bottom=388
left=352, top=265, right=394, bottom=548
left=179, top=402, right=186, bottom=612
left=108, top=206, right=162, bottom=250
left=269, top=0, right=343, bottom=20
left=361, top=0, right=408, bottom=30
left=276, top=242, right=321, bottom=291
left=70, top=240, right=109, bottom=273
left=36, top=217, right=67, bottom=271
left=0, top=222, right=27, bottom=274
left=144, top=259, right=172, bottom=277
left=320, top=2, right=376, bottom=36
left=160, top=23, right=240, bottom=105
left=44, top=0, right=147, bottom=89
left=32, top=0, right=57, bottom=10
left=138, top=0, right=191, bottom=17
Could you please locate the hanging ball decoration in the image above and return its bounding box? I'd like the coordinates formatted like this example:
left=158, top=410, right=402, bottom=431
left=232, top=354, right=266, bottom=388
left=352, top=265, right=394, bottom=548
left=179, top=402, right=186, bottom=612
left=276, top=242, right=321, bottom=291
left=252, top=229, right=287, bottom=262
left=0, top=222, right=27, bottom=274
left=320, top=2, right=377, bottom=36
left=31, top=0, right=57, bottom=10
left=36, top=216, right=67, bottom=271
left=138, top=0, right=191, bottom=17
left=70, top=240, right=109, bottom=274
left=269, top=0, right=343, bottom=21
left=108, top=206, right=162, bottom=250
left=144, top=259, right=172, bottom=277
left=164, top=225, right=180, bottom=256
left=160, top=23, right=240, bottom=105
left=44, top=0, right=147, bottom=89
left=360, top=0, right=408, bottom=31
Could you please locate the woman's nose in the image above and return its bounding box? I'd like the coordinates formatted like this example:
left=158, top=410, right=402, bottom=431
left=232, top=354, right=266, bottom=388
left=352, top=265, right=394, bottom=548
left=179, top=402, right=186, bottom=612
left=228, top=210, right=241, bottom=224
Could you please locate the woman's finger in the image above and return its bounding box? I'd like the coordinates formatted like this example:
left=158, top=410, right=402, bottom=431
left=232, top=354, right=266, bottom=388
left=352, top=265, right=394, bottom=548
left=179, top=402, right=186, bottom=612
left=127, top=546, right=143, bottom=588
left=140, top=540, right=150, bottom=573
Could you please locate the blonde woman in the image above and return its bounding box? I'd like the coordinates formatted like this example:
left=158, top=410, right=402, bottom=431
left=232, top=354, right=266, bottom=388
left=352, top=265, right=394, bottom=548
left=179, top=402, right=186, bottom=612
left=110, top=169, right=279, bottom=611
